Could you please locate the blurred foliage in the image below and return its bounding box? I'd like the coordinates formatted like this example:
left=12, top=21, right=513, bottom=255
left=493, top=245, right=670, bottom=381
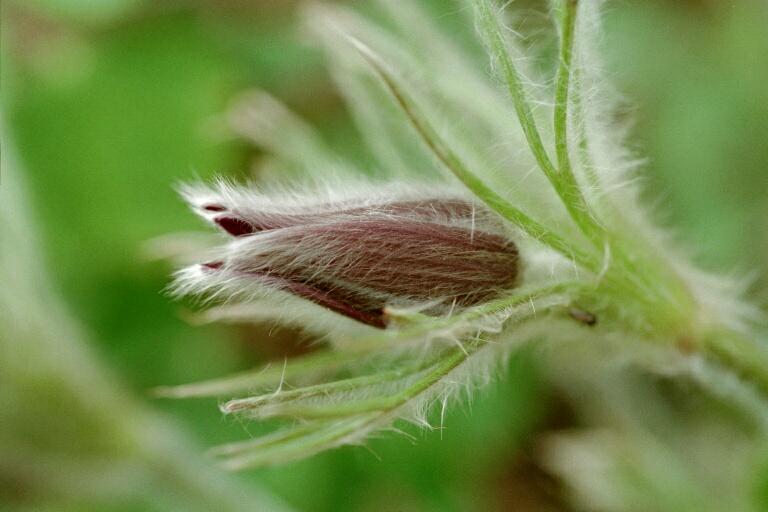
left=603, top=0, right=768, bottom=285
left=2, top=0, right=767, bottom=510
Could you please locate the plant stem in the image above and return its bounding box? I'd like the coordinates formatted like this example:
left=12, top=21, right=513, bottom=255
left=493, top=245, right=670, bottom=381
left=553, top=1, right=577, bottom=176
left=221, top=415, right=379, bottom=470
left=221, top=361, right=434, bottom=413
left=474, top=0, right=557, bottom=178
left=475, top=0, right=605, bottom=246
left=347, top=282, right=579, bottom=353
left=701, top=328, right=768, bottom=398
left=154, top=349, right=361, bottom=398
left=552, top=0, right=604, bottom=245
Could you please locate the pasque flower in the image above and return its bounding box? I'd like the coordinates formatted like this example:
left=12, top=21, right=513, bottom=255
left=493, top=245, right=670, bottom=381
left=177, top=183, right=519, bottom=329
left=158, top=0, right=767, bottom=471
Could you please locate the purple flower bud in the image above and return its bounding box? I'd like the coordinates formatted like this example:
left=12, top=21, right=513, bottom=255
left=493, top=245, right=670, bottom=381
left=207, top=198, right=477, bottom=236
left=180, top=184, right=519, bottom=328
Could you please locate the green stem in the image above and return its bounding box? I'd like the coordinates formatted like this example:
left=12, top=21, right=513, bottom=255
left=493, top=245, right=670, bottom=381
left=220, top=415, right=379, bottom=470
left=570, top=65, right=604, bottom=200
left=350, top=282, right=579, bottom=353
left=552, top=0, right=603, bottom=245
left=553, top=1, right=577, bottom=176
left=462, top=282, right=580, bottom=320
left=221, top=360, right=434, bottom=413
left=701, top=328, right=768, bottom=398
left=252, top=346, right=478, bottom=419
left=154, top=349, right=361, bottom=398
left=475, top=0, right=604, bottom=246
left=474, top=0, right=557, bottom=178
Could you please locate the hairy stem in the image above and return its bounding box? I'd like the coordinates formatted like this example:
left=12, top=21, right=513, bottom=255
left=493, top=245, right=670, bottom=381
left=473, top=0, right=556, bottom=178
left=221, top=361, right=434, bottom=413
left=349, top=282, right=579, bottom=353
left=701, top=328, right=768, bottom=398
left=220, top=415, right=380, bottom=470
left=474, top=0, right=604, bottom=246
left=553, top=0, right=603, bottom=245
left=259, top=347, right=476, bottom=419
left=154, top=349, right=362, bottom=398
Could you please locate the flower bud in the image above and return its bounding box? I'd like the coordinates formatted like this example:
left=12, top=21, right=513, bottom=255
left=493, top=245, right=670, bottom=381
left=178, top=184, right=519, bottom=328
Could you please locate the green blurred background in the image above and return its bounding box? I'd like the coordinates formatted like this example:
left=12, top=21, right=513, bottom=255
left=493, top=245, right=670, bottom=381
left=2, top=0, right=767, bottom=510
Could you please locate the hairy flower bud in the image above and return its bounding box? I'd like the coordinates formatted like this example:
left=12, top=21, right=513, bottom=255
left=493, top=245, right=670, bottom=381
left=177, top=183, right=519, bottom=328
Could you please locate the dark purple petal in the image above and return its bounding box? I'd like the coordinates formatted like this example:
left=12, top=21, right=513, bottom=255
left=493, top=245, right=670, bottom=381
left=215, top=216, right=257, bottom=237
left=232, top=198, right=480, bottom=232
left=269, top=219, right=519, bottom=303
left=251, top=272, right=387, bottom=328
